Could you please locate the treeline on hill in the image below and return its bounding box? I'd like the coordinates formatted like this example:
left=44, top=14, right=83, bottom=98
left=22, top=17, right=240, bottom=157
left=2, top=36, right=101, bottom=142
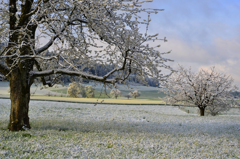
left=60, top=64, right=159, bottom=87
left=231, top=91, right=240, bottom=98
left=44, top=50, right=160, bottom=87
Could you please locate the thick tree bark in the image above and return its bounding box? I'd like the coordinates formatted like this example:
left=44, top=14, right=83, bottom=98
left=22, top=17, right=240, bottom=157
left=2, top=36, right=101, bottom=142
left=199, top=107, right=205, bottom=116
left=7, top=0, right=36, bottom=130
left=8, top=69, right=31, bottom=131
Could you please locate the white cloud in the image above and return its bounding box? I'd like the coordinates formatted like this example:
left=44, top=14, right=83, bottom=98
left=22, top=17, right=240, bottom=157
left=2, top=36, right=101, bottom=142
left=156, top=34, right=240, bottom=87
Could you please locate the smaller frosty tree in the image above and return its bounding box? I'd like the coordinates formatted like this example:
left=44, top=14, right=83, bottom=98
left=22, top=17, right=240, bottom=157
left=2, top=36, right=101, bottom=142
left=85, top=85, right=94, bottom=98
left=67, top=82, right=80, bottom=98
left=162, top=65, right=238, bottom=116
left=110, top=89, right=122, bottom=99
left=130, top=90, right=141, bottom=99
left=67, top=82, right=86, bottom=98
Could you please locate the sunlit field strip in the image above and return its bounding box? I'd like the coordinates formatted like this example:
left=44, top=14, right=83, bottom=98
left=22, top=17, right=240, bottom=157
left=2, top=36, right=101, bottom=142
left=0, top=99, right=240, bottom=158
left=31, top=96, right=165, bottom=105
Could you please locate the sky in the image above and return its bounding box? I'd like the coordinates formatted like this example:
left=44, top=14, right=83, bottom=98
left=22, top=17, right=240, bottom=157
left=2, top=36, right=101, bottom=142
left=143, top=0, right=240, bottom=86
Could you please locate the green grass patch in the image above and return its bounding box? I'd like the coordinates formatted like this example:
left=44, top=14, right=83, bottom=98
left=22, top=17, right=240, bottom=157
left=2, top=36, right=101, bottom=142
left=29, top=95, right=164, bottom=104
left=50, top=87, right=166, bottom=100
left=50, top=88, right=68, bottom=94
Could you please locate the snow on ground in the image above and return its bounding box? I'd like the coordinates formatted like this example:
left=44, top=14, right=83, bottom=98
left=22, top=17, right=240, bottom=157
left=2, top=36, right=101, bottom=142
left=0, top=99, right=240, bottom=158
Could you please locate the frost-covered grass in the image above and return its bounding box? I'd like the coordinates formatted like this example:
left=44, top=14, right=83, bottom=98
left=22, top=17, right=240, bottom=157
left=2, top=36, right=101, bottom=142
left=0, top=99, right=240, bottom=158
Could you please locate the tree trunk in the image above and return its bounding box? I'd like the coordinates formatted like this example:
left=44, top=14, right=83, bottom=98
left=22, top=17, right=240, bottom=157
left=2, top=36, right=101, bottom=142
left=6, top=0, right=36, bottom=131
left=8, top=69, right=31, bottom=131
left=199, top=107, right=205, bottom=116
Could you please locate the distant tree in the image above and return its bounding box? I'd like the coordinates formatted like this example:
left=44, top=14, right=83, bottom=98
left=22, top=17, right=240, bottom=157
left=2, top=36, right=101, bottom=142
left=79, top=83, right=87, bottom=98
left=110, top=89, right=122, bottom=99
left=67, top=82, right=80, bottom=98
left=85, top=85, right=94, bottom=98
left=0, top=0, right=174, bottom=131
left=67, top=82, right=88, bottom=98
left=130, top=90, right=141, bottom=99
left=163, top=65, right=238, bottom=116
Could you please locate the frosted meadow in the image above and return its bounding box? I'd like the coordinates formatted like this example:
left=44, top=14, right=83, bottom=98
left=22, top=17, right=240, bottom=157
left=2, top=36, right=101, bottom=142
left=0, top=99, right=240, bottom=158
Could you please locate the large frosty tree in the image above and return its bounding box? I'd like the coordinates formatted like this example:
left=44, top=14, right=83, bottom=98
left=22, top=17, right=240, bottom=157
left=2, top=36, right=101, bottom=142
left=162, top=66, right=238, bottom=116
left=0, top=0, right=173, bottom=131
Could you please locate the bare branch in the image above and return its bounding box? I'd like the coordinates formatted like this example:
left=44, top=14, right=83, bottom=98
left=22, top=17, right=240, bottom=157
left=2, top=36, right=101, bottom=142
left=30, top=69, right=117, bottom=84
left=35, top=27, right=66, bottom=54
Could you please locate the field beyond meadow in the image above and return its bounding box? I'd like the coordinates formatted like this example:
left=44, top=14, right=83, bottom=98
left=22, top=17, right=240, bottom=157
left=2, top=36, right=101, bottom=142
left=0, top=99, right=240, bottom=158
left=0, top=81, right=165, bottom=101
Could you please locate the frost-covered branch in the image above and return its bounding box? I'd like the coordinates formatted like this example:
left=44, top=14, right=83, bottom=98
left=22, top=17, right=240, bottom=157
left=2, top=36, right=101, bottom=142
left=30, top=69, right=117, bottom=84
left=35, top=27, right=66, bottom=55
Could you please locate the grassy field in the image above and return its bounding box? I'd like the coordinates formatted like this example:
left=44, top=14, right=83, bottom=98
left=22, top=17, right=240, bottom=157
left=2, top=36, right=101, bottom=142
left=50, top=88, right=165, bottom=100
left=0, top=81, right=166, bottom=104
left=28, top=96, right=165, bottom=105
left=0, top=99, right=240, bottom=158
left=48, top=82, right=166, bottom=100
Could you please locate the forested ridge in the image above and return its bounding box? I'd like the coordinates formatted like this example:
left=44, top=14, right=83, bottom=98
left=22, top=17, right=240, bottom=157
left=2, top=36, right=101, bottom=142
left=0, top=48, right=159, bottom=87
left=61, top=64, right=160, bottom=87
